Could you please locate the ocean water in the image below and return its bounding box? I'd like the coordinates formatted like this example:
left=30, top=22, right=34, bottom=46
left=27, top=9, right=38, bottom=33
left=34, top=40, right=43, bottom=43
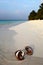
left=0, top=20, right=26, bottom=28
left=0, top=20, right=26, bottom=25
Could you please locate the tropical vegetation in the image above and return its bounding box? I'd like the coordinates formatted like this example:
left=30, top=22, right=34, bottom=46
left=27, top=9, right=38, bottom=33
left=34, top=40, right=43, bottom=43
left=28, top=3, right=43, bottom=20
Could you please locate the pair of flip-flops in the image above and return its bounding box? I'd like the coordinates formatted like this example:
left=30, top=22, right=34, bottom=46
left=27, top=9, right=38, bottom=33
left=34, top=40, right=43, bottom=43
left=15, top=46, right=33, bottom=60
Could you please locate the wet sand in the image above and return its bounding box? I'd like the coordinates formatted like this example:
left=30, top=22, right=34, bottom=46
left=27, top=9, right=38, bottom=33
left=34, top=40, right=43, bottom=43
left=0, top=20, right=43, bottom=65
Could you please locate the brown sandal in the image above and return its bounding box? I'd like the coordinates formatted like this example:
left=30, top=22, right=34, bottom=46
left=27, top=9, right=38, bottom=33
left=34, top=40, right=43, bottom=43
left=25, top=46, right=33, bottom=55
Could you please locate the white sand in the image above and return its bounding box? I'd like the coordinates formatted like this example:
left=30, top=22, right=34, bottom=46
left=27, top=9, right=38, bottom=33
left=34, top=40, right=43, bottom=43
left=9, top=20, right=43, bottom=58
left=0, top=20, right=43, bottom=65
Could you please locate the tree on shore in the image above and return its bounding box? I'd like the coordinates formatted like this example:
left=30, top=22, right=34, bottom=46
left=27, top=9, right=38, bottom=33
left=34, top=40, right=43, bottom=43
left=28, top=3, right=43, bottom=20
left=28, top=10, right=37, bottom=20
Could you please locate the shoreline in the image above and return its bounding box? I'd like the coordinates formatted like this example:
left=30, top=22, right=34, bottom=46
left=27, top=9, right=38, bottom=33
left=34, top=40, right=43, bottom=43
left=0, top=21, right=26, bottom=29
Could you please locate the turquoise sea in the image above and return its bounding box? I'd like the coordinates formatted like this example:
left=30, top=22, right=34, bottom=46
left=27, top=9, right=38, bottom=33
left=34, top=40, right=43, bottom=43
left=0, top=20, right=27, bottom=28
left=0, top=20, right=26, bottom=25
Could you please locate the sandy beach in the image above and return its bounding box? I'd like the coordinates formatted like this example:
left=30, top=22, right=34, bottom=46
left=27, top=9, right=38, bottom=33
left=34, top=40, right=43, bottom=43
left=0, top=20, right=43, bottom=65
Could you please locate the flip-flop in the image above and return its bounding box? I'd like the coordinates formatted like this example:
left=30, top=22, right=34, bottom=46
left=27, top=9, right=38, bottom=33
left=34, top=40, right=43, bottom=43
left=15, top=50, right=25, bottom=60
left=25, top=46, right=33, bottom=55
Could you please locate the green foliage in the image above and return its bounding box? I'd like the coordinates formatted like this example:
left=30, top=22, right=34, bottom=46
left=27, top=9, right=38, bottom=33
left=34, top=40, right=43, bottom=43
left=28, top=3, right=43, bottom=20
left=28, top=10, right=36, bottom=20
left=40, top=3, right=43, bottom=9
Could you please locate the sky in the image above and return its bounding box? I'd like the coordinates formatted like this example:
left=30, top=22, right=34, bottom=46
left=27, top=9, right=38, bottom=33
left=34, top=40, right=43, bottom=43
left=0, top=0, right=42, bottom=20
